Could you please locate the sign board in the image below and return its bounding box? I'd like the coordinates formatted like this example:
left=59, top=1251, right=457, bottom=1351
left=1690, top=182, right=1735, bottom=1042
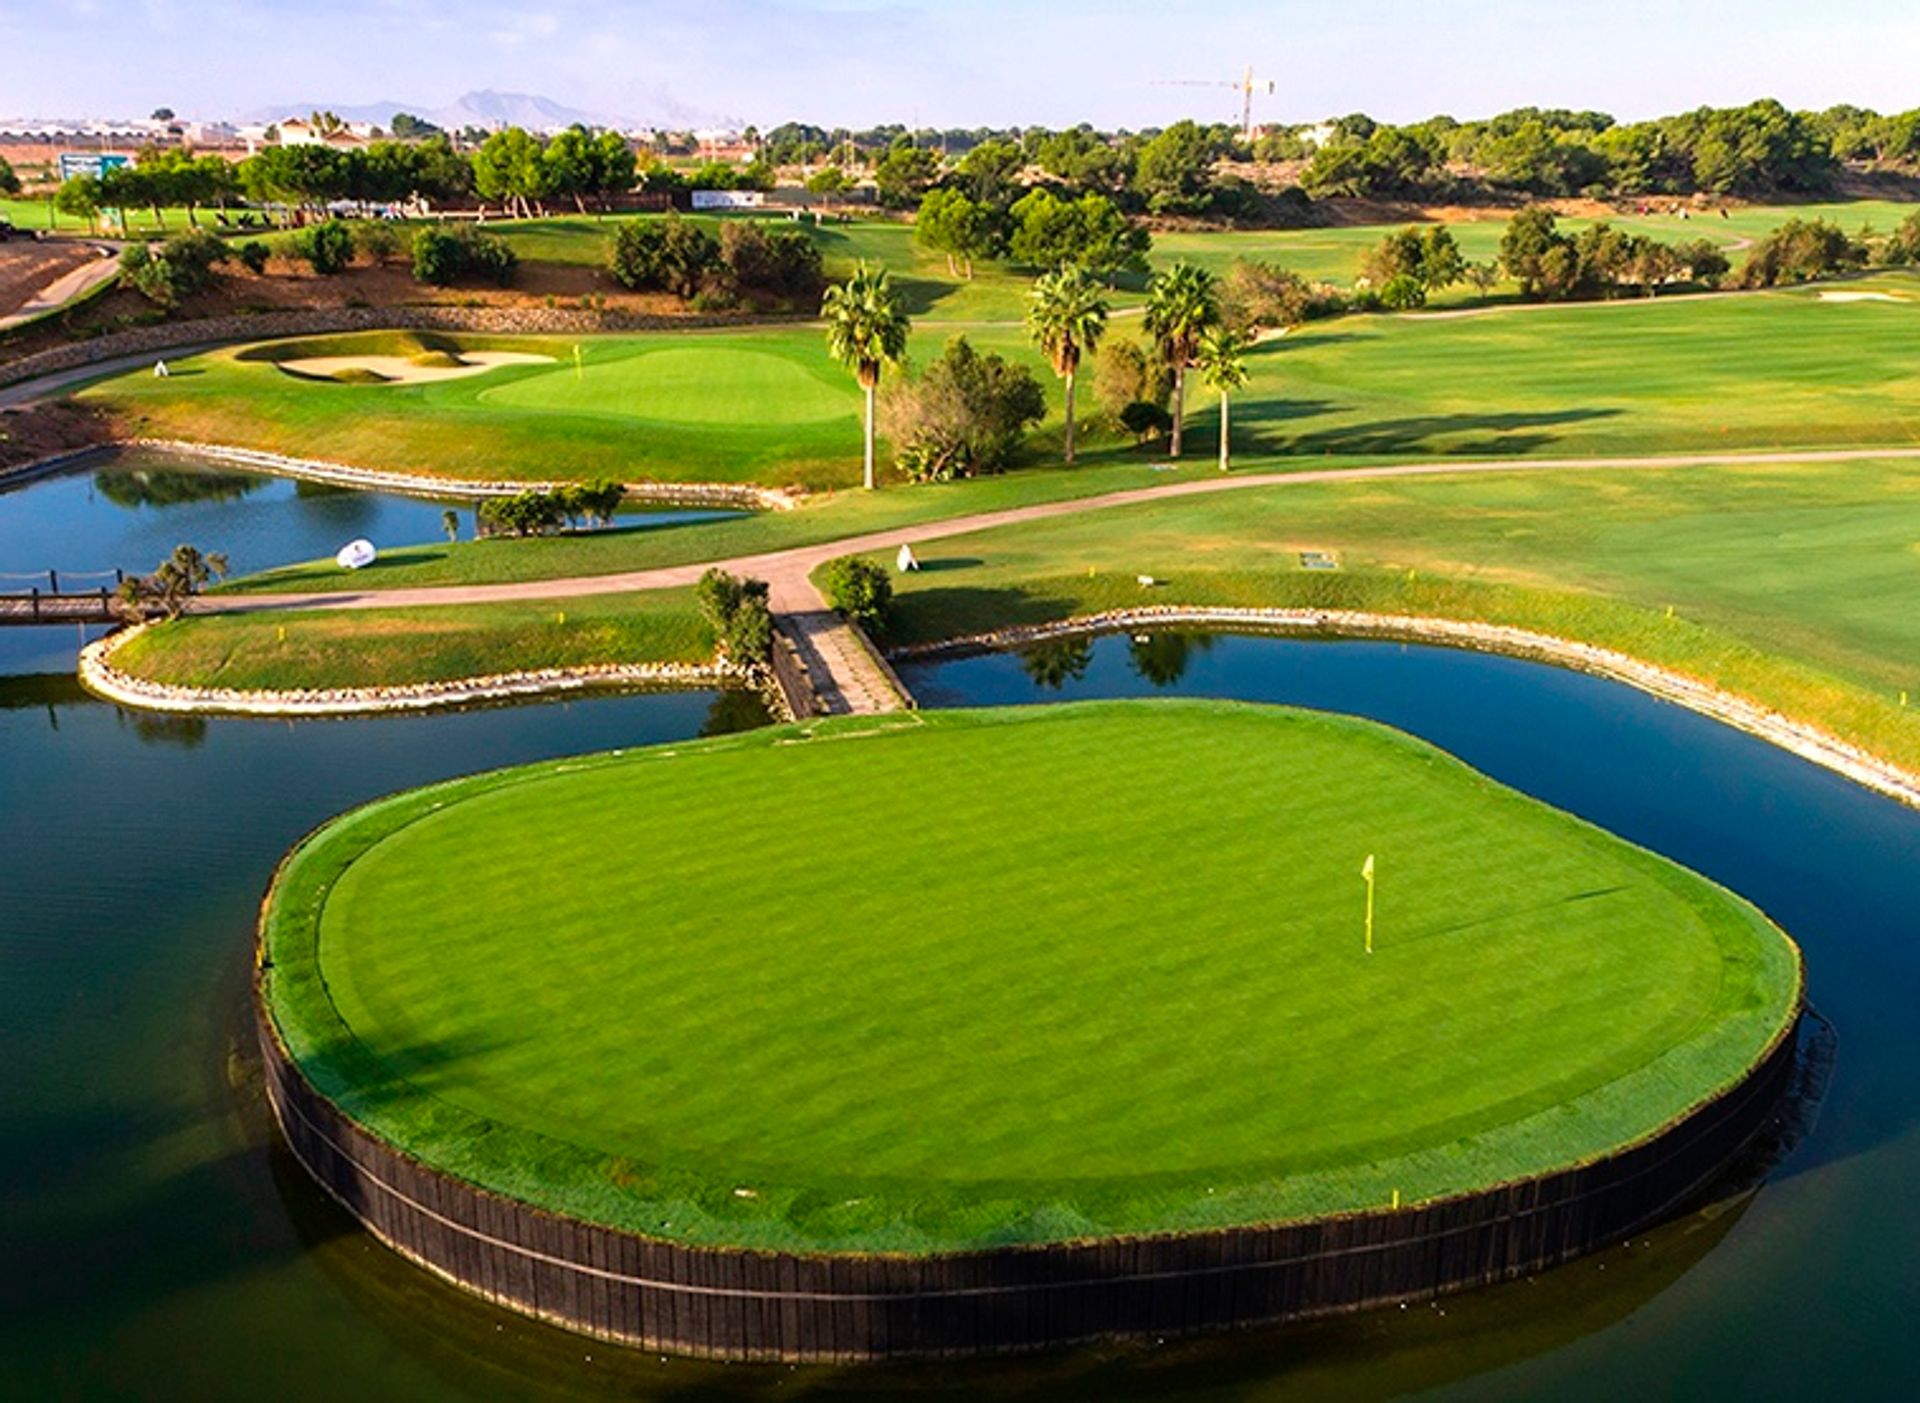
left=57, top=152, right=130, bottom=182
left=691, top=190, right=764, bottom=210
left=335, top=539, right=378, bottom=570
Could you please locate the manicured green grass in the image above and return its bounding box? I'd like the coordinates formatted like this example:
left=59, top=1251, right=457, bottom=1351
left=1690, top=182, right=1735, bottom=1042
left=80, top=276, right=1920, bottom=499
left=869, top=457, right=1920, bottom=772
left=262, top=700, right=1799, bottom=1254
left=111, top=588, right=712, bottom=690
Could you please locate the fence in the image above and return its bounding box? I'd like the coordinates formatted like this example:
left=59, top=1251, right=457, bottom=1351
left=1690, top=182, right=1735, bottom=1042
left=260, top=994, right=1800, bottom=1363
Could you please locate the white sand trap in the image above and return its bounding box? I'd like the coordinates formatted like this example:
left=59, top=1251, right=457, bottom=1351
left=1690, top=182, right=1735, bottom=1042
left=280, top=351, right=555, bottom=383
left=1817, top=290, right=1904, bottom=304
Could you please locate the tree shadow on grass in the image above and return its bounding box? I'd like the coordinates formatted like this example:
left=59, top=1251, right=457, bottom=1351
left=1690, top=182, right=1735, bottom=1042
left=1231, top=407, right=1624, bottom=459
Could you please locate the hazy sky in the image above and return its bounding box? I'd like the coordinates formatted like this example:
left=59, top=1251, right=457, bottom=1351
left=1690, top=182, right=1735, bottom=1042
left=6, top=0, right=1919, bottom=129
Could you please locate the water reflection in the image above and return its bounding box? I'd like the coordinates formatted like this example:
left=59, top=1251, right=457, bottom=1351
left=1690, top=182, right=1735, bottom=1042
left=1017, top=635, right=1094, bottom=690
left=92, top=469, right=261, bottom=508
left=1127, top=629, right=1216, bottom=687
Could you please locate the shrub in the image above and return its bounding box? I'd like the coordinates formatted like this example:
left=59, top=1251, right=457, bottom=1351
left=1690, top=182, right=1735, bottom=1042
left=1092, top=338, right=1173, bottom=431
left=1119, top=400, right=1173, bottom=444
left=292, top=219, right=355, bottom=275
left=1377, top=273, right=1428, bottom=310
left=477, top=490, right=566, bottom=537
left=717, top=221, right=824, bottom=302
left=119, top=229, right=229, bottom=308
left=354, top=220, right=403, bottom=263
left=608, top=215, right=717, bottom=297
left=411, top=226, right=518, bottom=287
left=882, top=336, right=1047, bottom=481
left=819, top=556, right=893, bottom=627
left=1735, top=217, right=1866, bottom=288
left=236, top=240, right=271, bottom=274
left=695, top=568, right=773, bottom=662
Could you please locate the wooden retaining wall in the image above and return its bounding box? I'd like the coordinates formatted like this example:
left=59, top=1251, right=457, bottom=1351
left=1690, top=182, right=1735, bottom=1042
left=260, top=1001, right=1799, bottom=1362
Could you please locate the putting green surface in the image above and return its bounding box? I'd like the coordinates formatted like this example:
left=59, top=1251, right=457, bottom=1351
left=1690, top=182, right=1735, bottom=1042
left=262, top=701, right=1798, bottom=1254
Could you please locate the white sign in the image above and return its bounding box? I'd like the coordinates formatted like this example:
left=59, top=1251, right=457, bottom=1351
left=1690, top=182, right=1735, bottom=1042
left=691, top=190, right=764, bottom=210
left=896, top=544, right=920, bottom=572
left=335, top=539, right=377, bottom=570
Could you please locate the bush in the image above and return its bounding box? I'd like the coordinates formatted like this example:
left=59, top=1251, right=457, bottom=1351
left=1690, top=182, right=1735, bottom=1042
left=354, top=221, right=403, bottom=264
left=1119, top=400, right=1173, bottom=444
left=695, top=568, right=773, bottom=663
left=236, top=240, right=271, bottom=275
left=292, top=219, right=355, bottom=275
left=477, top=490, right=566, bottom=537
left=412, top=226, right=518, bottom=287
left=1377, top=273, right=1428, bottom=310
left=819, top=556, right=893, bottom=628
left=1219, top=259, right=1342, bottom=332
left=119, top=229, right=229, bottom=308
left=608, top=215, right=717, bottom=297
left=881, top=336, right=1047, bottom=481
left=717, top=221, right=824, bottom=302
left=1735, top=217, right=1866, bottom=288
left=1092, top=339, right=1172, bottom=431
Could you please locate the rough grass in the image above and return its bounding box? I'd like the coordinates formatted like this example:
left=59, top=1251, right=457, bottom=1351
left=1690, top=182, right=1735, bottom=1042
left=110, top=588, right=712, bottom=690
left=868, top=458, right=1920, bottom=773
left=261, top=701, right=1799, bottom=1254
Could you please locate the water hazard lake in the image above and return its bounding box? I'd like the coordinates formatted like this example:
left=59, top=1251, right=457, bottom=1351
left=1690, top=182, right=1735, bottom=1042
left=4, top=458, right=1918, bottom=1397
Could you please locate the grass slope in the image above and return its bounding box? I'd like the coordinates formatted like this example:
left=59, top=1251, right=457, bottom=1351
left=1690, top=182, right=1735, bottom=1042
left=263, top=701, right=1800, bottom=1255
left=869, top=457, right=1920, bottom=772
left=112, top=588, right=712, bottom=690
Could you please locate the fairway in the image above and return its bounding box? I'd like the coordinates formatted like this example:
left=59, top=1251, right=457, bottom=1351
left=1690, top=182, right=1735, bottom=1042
left=263, top=701, right=1799, bottom=1255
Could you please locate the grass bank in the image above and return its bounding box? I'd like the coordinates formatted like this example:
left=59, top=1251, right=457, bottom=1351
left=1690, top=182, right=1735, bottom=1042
left=110, top=588, right=711, bottom=691
left=262, top=700, right=1799, bottom=1253
left=863, top=458, right=1920, bottom=773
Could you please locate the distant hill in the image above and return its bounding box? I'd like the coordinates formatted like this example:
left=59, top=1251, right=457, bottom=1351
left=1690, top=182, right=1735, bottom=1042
left=246, top=88, right=738, bottom=134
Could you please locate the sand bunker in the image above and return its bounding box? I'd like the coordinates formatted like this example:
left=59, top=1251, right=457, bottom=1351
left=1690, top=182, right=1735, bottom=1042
left=280, top=351, right=555, bottom=384
left=1817, top=290, right=1904, bottom=304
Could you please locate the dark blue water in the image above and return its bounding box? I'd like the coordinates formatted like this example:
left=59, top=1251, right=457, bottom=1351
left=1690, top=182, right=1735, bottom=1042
left=6, top=449, right=1919, bottom=1399
left=892, top=632, right=1920, bottom=1398
left=0, top=448, right=736, bottom=589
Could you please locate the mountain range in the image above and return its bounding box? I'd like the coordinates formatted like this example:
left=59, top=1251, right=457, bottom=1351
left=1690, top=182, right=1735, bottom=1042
left=245, top=88, right=736, bottom=134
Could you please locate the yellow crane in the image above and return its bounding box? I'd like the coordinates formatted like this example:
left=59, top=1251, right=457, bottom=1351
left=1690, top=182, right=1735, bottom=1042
left=1154, top=65, right=1276, bottom=141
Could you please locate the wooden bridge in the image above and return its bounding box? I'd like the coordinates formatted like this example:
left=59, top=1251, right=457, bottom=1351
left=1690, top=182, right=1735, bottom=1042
left=0, top=570, right=127, bottom=626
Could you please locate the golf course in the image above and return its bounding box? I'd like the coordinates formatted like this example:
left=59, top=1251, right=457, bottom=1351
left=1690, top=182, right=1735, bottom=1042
left=262, top=700, right=1800, bottom=1255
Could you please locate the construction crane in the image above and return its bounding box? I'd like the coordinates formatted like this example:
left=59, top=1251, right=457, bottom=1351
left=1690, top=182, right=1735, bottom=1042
left=1153, top=65, right=1275, bottom=141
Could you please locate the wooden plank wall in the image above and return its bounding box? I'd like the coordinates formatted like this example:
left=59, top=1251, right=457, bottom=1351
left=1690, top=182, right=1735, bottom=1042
left=260, top=1008, right=1800, bottom=1362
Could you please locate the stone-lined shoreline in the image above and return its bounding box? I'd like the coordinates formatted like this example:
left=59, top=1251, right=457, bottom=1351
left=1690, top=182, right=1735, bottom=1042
left=1, top=439, right=798, bottom=510
left=77, top=625, right=781, bottom=720
left=892, top=606, right=1920, bottom=813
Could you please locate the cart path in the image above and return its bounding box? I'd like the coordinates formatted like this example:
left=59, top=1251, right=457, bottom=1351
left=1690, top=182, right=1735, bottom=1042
left=177, top=442, right=1920, bottom=717
left=199, top=443, right=1920, bottom=620
left=0, top=250, right=120, bottom=332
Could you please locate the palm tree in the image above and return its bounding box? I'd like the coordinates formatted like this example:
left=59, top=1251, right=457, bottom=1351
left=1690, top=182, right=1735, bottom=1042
left=1143, top=263, right=1219, bottom=458
left=1025, top=265, right=1110, bottom=465
left=822, top=263, right=911, bottom=490
left=1195, top=326, right=1251, bottom=472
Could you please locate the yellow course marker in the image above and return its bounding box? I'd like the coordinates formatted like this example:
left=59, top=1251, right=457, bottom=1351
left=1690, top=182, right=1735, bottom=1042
left=1362, top=852, right=1377, bottom=955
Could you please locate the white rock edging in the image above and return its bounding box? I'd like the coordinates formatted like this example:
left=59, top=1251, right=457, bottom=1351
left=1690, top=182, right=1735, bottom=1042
left=121, top=439, right=798, bottom=510
left=79, top=625, right=777, bottom=719
left=894, top=606, right=1920, bottom=812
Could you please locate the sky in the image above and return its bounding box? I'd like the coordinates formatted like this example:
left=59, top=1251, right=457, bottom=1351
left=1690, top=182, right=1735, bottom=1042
left=5, top=0, right=1920, bottom=130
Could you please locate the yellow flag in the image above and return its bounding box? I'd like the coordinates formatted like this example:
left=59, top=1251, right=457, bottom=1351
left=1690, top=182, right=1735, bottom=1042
left=1362, top=854, right=1376, bottom=955
left=1361, top=853, right=1375, bottom=881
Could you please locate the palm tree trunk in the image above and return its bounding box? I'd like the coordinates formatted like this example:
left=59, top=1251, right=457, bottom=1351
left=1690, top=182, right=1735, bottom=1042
left=863, top=382, right=877, bottom=490
left=1218, top=391, right=1231, bottom=472
left=1064, top=368, right=1077, bottom=465
left=1170, top=364, right=1186, bottom=457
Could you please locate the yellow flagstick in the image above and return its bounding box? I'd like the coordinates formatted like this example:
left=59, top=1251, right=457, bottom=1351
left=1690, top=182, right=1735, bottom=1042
left=573, top=343, right=584, bottom=381
left=1361, top=853, right=1376, bottom=955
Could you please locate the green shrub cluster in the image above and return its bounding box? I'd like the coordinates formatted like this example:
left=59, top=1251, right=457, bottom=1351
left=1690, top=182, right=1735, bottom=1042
left=608, top=215, right=823, bottom=305
left=695, top=568, right=773, bottom=662
left=119, top=229, right=229, bottom=308
left=475, top=480, right=624, bottom=537
left=819, top=556, right=893, bottom=628
left=411, top=225, right=519, bottom=287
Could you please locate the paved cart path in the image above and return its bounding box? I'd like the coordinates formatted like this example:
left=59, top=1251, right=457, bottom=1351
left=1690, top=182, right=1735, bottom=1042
left=0, top=250, right=121, bottom=332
